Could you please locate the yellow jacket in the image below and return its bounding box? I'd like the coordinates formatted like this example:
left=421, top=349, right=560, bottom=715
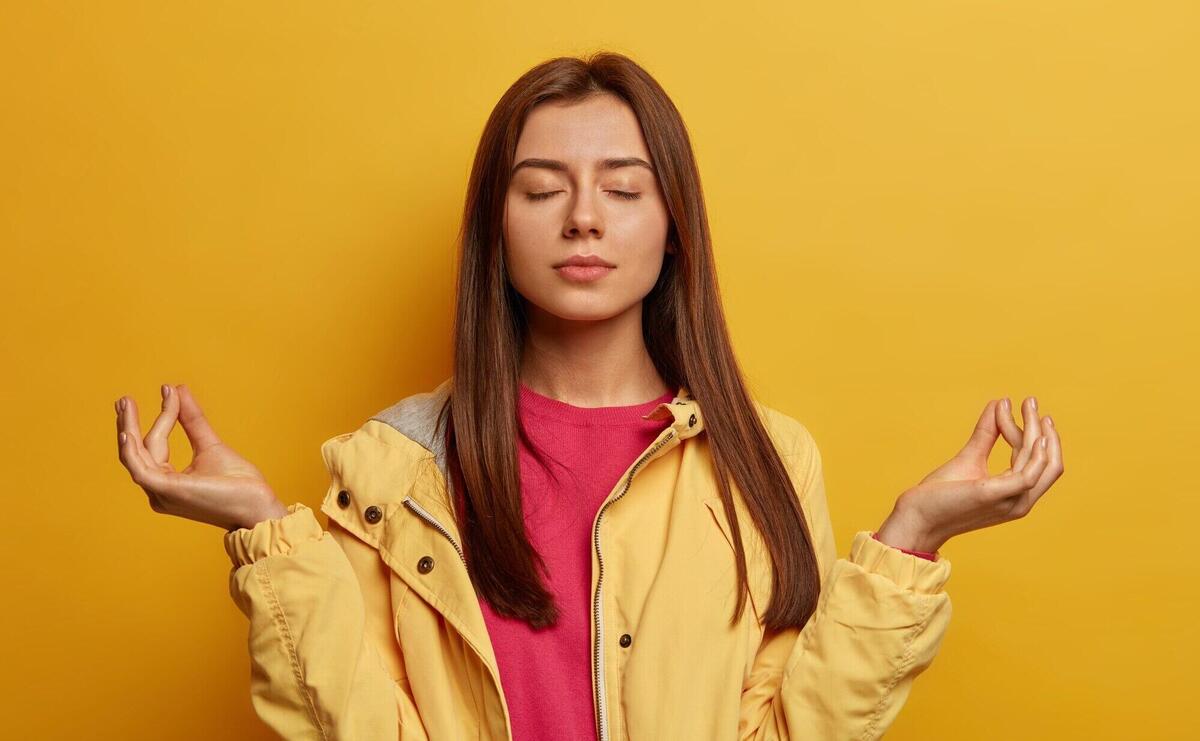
left=224, top=378, right=953, bottom=740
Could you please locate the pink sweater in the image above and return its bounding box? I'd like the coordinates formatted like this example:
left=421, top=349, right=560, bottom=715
left=480, top=384, right=936, bottom=740
left=479, top=383, right=675, bottom=740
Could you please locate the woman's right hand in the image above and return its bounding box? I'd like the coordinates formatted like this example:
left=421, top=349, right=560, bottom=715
left=115, top=383, right=289, bottom=532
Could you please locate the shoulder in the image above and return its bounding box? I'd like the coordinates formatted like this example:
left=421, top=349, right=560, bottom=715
left=368, top=377, right=452, bottom=448
left=346, top=376, right=455, bottom=474
left=319, top=376, right=454, bottom=467
left=317, top=376, right=456, bottom=498
left=751, top=398, right=822, bottom=492
left=752, top=398, right=818, bottom=455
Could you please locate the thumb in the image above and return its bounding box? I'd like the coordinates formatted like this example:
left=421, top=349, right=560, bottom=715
left=175, top=384, right=223, bottom=453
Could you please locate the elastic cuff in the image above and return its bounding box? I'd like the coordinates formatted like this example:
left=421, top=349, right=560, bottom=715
left=223, top=502, right=323, bottom=568
left=849, top=530, right=952, bottom=595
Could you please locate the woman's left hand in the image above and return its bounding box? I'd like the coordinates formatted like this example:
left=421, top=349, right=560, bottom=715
left=875, top=396, right=1065, bottom=554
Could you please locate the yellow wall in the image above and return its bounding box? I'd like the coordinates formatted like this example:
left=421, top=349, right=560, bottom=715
left=2, top=1, right=1194, bottom=738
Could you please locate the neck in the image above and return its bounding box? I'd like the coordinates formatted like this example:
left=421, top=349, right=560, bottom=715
left=519, top=301, right=669, bottom=407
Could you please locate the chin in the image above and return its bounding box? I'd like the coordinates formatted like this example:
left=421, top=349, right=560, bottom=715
left=533, top=296, right=629, bottom=323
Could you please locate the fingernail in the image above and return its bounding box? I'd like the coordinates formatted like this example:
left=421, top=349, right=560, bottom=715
left=119, top=398, right=126, bottom=411
left=1045, top=415, right=1053, bottom=427
left=1031, top=396, right=1037, bottom=410
left=1002, top=397, right=1010, bottom=410
left=119, top=432, right=126, bottom=444
left=1040, top=437, right=1047, bottom=448
left=162, top=384, right=170, bottom=399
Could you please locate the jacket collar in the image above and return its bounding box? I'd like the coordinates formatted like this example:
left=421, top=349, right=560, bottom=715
left=641, top=383, right=705, bottom=440
left=367, top=378, right=706, bottom=478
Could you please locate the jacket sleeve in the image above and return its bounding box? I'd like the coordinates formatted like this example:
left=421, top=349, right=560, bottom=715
left=224, top=502, right=408, bottom=740
left=739, top=426, right=954, bottom=740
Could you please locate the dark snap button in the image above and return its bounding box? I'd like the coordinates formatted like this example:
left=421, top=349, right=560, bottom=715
left=688, top=413, right=697, bottom=427
left=364, top=505, right=383, bottom=524
left=417, top=556, right=435, bottom=574
left=619, top=633, right=632, bottom=647
left=336, top=490, right=351, bottom=508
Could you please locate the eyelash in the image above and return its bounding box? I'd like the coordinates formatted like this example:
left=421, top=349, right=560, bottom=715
left=525, top=190, right=641, bottom=202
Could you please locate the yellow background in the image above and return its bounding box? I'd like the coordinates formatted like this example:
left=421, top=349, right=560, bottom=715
left=2, top=1, right=1195, bottom=738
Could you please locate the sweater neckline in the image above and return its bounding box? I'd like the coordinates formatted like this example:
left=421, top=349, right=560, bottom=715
left=518, top=382, right=677, bottom=425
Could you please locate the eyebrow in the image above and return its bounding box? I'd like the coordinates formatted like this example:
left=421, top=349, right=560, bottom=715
left=511, top=156, right=656, bottom=175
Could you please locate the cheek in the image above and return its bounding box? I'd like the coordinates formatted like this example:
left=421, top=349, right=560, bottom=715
left=612, top=195, right=670, bottom=242
left=503, top=197, right=546, bottom=252
left=502, top=198, right=547, bottom=294
left=624, top=250, right=668, bottom=297
left=613, top=204, right=671, bottom=265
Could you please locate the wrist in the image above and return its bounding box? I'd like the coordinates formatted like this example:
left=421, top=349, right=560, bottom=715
left=875, top=506, right=943, bottom=554
left=234, top=497, right=290, bottom=532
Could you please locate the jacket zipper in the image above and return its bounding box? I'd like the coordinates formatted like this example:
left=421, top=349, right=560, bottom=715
left=403, top=497, right=467, bottom=566
left=592, top=428, right=677, bottom=741
left=402, top=429, right=677, bottom=741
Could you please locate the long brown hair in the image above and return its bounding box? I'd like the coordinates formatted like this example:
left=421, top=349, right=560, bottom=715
left=438, top=51, right=821, bottom=633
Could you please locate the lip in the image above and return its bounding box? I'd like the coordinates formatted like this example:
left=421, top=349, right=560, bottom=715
left=553, top=253, right=616, bottom=284
left=555, top=265, right=614, bottom=283
left=554, top=254, right=616, bottom=268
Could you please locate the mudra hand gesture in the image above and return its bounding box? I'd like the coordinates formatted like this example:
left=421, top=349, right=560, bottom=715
left=114, top=384, right=290, bottom=531
left=876, top=396, right=1065, bottom=554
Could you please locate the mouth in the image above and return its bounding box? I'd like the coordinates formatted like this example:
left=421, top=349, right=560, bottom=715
left=554, top=264, right=615, bottom=283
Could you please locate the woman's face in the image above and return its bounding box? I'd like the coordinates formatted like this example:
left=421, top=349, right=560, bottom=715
left=503, top=93, right=673, bottom=324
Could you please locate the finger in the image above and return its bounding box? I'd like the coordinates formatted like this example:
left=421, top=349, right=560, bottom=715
left=960, top=399, right=1001, bottom=459
left=1008, top=436, right=1051, bottom=516
left=1022, top=435, right=1050, bottom=486
left=1044, top=414, right=1063, bottom=474
left=174, top=384, right=223, bottom=452
left=995, top=397, right=1023, bottom=450
left=1011, top=396, right=1044, bottom=473
left=143, top=383, right=181, bottom=466
left=1020, top=415, right=1064, bottom=510
left=116, top=402, right=166, bottom=490
left=982, top=436, right=1049, bottom=501
left=116, top=395, right=157, bottom=471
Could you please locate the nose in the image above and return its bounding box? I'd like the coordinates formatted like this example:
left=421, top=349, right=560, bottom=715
left=562, top=189, right=604, bottom=240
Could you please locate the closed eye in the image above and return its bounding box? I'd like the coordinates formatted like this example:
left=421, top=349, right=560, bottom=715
left=524, top=190, right=642, bottom=202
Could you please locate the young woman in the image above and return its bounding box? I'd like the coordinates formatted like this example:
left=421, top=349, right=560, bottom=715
left=115, top=52, right=1064, bottom=740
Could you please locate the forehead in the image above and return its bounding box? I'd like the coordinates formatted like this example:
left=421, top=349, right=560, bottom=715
left=513, top=94, right=651, bottom=166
